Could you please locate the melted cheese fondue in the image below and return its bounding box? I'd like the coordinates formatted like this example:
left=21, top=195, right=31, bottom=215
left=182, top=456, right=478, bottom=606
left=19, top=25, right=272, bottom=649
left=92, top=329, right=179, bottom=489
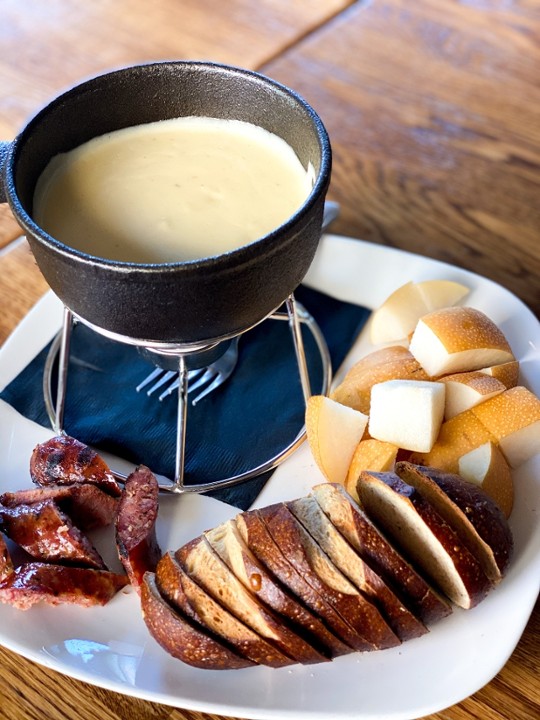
left=33, top=117, right=314, bottom=263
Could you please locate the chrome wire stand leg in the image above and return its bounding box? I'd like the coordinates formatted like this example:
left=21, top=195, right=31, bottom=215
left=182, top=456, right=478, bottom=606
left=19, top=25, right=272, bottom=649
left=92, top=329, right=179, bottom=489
left=43, top=306, right=74, bottom=435
left=171, top=354, right=189, bottom=492
left=42, top=293, right=332, bottom=494
left=286, top=294, right=312, bottom=403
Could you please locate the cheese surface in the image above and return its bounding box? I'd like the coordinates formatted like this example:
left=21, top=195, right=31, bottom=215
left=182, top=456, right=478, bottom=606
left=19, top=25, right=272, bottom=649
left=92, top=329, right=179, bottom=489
left=33, top=117, right=313, bottom=263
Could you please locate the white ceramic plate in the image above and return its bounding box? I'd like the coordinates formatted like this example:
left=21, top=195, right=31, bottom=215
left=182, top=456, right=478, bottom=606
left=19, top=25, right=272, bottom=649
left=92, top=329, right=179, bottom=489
left=0, top=235, right=539, bottom=720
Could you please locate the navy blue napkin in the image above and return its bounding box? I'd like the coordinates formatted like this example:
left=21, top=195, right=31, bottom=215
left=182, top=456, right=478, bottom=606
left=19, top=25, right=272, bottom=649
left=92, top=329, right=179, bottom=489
left=0, top=286, right=369, bottom=509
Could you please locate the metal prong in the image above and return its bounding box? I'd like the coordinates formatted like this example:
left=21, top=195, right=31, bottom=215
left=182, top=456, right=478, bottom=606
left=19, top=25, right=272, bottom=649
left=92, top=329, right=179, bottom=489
left=136, top=367, right=162, bottom=392
left=146, top=370, right=176, bottom=396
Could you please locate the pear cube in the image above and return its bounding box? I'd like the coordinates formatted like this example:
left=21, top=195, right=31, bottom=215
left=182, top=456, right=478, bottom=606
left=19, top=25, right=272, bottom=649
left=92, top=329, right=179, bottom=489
left=409, top=307, right=514, bottom=377
left=368, top=380, right=446, bottom=453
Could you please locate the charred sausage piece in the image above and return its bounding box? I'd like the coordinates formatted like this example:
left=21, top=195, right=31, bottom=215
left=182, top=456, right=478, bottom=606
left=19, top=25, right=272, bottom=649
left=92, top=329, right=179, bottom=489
left=115, top=466, right=161, bottom=593
left=0, top=484, right=119, bottom=531
left=30, top=435, right=121, bottom=497
left=0, top=532, right=14, bottom=583
left=0, top=500, right=107, bottom=569
left=0, top=562, right=128, bottom=610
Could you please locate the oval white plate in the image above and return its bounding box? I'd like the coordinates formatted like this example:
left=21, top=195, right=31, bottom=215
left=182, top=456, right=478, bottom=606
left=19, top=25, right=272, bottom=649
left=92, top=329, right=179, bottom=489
left=0, top=234, right=538, bottom=720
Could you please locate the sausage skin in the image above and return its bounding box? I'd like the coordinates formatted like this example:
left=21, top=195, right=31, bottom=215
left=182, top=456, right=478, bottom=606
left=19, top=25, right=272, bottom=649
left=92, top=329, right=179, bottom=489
left=115, top=466, right=161, bottom=593
left=30, top=435, right=121, bottom=497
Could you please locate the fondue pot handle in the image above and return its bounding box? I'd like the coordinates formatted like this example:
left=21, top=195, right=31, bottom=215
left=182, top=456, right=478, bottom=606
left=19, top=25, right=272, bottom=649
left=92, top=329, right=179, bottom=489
left=0, top=141, right=10, bottom=204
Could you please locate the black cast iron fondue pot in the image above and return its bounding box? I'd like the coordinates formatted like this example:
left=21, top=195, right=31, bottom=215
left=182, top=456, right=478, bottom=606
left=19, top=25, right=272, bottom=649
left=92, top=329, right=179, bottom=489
left=0, top=61, right=331, bottom=347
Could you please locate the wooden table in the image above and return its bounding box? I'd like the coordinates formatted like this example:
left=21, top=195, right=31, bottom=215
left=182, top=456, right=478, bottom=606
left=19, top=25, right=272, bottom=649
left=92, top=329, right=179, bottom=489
left=0, top=1, right=538, bottom=718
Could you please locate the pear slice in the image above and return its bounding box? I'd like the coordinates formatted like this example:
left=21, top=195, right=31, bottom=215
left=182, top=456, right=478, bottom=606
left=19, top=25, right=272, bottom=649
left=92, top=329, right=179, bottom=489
left=416, top=279, right=469, bottom=312
left=458, top=442, right=514, bottom=518
left=410, top=408, right=496, bottom=473
left=409, top=306, right=514, bottom=377
left=440, top=371, right=506, bottom=420
left=368, top=379, right=446, bottom=453
left=369, top=282, right=428, bottom=345
left=306, top=396, right=368, bottom=485
left=369, top=279, right=469, bottom=345
left=479, top=360, right=520, bottom=389
left=345, top=439, right=398, bottom=501
left=470, top=386, right=540, bottom=468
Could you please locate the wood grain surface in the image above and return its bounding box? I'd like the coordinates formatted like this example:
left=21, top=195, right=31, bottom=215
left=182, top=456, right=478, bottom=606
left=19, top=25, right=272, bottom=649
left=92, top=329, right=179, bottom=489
left=0, top=1, right=538, bottom=719
left=262, top=0, right=540, bottom=318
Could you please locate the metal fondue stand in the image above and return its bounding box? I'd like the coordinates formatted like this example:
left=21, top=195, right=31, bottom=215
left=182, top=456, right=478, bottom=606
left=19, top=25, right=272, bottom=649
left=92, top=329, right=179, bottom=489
left=42, top=292, right=332, bottom=494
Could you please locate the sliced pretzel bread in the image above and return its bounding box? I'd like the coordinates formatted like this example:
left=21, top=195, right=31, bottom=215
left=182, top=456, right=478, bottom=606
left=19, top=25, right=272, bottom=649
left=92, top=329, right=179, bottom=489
left=356, top=471, right=492, bottom=609
left=176, top=536, right=322, bottom=664
left=205, top=519, right=345, bottom=658
left=312, top=483, right=451, bottom=624
left=395, top=462, right=513, bottom=582
left=236, top=510, right=360, bottom=653
left=141, top=572, right=254, bottom=670
left=288, top=496, right=427, bottom=641
left=156, top=552, right=296, bottom=667
left=258, top=503, right=400, bottom=650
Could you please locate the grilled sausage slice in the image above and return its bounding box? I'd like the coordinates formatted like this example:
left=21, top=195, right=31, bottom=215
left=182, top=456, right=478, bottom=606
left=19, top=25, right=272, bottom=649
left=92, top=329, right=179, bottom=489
left=0, top=484, right=118, bottom=531
left=30, top=435, right=121, bottom=497
left=0, top=562, right=128, bottom=610
left=0, top=500, right=106, bottom=569
left=115, top=465, right=161, bottom=593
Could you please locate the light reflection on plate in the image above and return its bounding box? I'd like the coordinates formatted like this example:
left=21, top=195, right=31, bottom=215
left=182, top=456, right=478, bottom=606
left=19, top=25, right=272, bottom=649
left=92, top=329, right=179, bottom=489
left=43, top=638, right=143, bottom=686
left=0, top=235, right=538, bottom=720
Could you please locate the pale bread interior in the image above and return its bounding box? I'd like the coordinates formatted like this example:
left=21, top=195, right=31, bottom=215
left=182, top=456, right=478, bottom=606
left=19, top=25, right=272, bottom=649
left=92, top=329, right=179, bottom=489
left=358, top=478, right=472, bottom=608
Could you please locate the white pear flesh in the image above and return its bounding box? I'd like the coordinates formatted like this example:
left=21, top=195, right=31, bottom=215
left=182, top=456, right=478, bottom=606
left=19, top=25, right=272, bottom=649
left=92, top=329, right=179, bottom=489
left=369, top=279, right=469, bottom=345
left=306, top=396, right=368, bottom=484
left=409, top=307, right=514, bottom=377
left=441, top=371, right=506, bottom=420
left=416, top=279, right=469, bottom=311
left=368, top=379, right=446, bottom=453
left=458, top=441, right=514, bottom=518
left=369, top=282, right=427, bottom=345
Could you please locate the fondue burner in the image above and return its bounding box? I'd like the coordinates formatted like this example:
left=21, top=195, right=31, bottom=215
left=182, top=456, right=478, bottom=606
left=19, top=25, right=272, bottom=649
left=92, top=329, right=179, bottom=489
left=42, top=292, right=331, bottom=494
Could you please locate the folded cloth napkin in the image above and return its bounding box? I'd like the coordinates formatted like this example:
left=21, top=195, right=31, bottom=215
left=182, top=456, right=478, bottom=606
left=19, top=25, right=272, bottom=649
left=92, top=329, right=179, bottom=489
left=0, top=285, right=369, bottom=509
